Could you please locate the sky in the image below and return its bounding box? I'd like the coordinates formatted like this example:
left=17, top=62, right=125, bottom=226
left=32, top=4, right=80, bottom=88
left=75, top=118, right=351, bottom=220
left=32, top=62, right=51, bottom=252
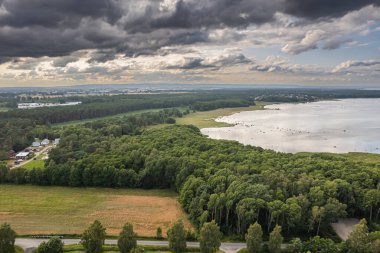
left=0, top=0, right=380, bottom=87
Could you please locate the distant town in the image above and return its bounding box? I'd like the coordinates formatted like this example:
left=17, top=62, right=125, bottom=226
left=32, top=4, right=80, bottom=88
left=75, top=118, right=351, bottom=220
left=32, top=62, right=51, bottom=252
left=17, top=102, right=81, bottom=109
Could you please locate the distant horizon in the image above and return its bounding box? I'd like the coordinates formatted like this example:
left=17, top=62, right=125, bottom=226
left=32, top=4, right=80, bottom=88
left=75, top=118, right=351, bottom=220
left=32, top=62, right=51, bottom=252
left=1, top=83, right=380, bottom=91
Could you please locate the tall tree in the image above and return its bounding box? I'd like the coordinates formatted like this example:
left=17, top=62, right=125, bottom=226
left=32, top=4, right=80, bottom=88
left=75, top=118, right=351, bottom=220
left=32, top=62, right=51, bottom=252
left=0, top=223, right=16, bottom=253
left=199, top=220, right=222, bottom=253
left=156, top=227, right=163, bottom=240
left=245, top=222, right=263, bottom=253
left=118, top=223, right=137, bottom=253
left=81, top=220, right=106, bottom=253
left=167, top=220, right=187, bottom=253
left=346, top=219, right=370, bottom=253
left=268, top=225, right=283, bottom=253
left=36, top=237, right=64, bottom=253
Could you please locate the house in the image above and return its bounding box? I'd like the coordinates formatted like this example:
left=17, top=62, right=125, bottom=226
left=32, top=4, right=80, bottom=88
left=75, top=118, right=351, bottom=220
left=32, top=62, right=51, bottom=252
left=41, top=139, right=50, bottom=146
left=54, top=138, right=60, bottom=145
left=7, top=150, right=16, bottom=159
left=15, top=151, right=30, bottom=160
left=32, top=141, right=41, bottom=147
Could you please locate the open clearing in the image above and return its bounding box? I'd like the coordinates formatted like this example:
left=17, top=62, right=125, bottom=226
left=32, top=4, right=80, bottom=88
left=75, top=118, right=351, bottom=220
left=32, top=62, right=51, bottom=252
left=331, top=218, right=359, bottom=241
left=0, top=185, right=191, bottom=237
left=175, top=102, right=270, bottom=129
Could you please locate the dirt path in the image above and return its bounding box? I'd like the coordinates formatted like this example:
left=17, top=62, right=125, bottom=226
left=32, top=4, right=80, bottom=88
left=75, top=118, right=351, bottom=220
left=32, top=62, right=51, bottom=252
left=331, top=218, right=359, bottom=241
left=11, top=145, right=52, bottom=169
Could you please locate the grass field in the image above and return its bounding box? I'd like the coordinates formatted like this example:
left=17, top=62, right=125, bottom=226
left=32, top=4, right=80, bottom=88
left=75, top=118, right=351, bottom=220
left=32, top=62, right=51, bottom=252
left=21, top=154, right=46, bottom=170
left=175, top=102, right=270, bottom=129
left=0, top=185, right=191, bottom=237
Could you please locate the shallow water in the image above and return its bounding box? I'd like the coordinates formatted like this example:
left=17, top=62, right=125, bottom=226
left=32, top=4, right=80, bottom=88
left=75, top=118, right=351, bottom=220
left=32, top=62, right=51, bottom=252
left=201, top=99, right=380, bottom=153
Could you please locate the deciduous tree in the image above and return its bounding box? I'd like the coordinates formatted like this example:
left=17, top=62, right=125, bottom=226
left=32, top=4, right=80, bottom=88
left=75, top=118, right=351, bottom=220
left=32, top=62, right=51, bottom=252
left=0, top=223, right=16, bottom=253
left=118, top=223, right=137, bottom=253
left=167, top=220, right=187, bottom=253
left=199, top=221, right=222, bottom=253
left=81, top=220, right=106, bottom=253
left=245, top=222, right=263, bottom=253
left=268, top=225, right=283, bottom=253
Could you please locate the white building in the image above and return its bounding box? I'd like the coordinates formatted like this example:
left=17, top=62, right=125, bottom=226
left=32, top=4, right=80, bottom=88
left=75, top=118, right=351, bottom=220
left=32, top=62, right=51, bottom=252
left=41, top=139, right=50, bottom=146
left=32, top=141, right=41, bottom=147
left=15, top=152, right=30, bottom=160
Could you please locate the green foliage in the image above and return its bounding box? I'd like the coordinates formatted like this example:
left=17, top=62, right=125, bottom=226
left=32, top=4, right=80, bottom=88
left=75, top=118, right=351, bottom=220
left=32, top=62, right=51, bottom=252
left=0, top=223, right=16, bottom=253
left=36, top=237, right=64, bottom=253
left=191, top=99, right=253, bottom=111
left=288, top=238, right=303, bottom=253
left=345, top=219, right=380, bottom=253
left=81, top=220, right=106, bottom=253
left=245, top=222, right=263, bottom=253
left=268, top=225, right=283, bottom=253
left=199, top=221, right=222, bottom=253
left=156, top=227, right=163, bottom=240
left=303, top=236, right=340, bottom=253
left=167, top=220, right=187, bottom=253
left=118, top=223, right=137, bottom=253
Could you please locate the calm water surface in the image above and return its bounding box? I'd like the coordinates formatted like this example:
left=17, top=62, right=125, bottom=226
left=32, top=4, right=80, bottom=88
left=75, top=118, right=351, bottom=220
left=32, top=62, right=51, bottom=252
left=201, top=99, right=380, bottom=153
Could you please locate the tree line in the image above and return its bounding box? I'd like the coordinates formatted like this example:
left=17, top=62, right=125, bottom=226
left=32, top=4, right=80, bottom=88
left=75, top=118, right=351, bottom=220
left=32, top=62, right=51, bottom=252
left=1, top=122, right=379, bottom=239
left=2, top=218, right=379, bottom=253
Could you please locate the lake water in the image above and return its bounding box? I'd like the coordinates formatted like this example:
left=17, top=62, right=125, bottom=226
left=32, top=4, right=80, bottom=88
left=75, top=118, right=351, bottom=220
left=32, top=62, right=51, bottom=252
left=201, top=99, right=380, bottom=154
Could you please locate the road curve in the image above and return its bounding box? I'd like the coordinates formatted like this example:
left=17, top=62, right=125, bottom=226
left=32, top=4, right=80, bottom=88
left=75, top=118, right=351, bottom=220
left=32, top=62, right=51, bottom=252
left=16, top=238, right=246, bottom=253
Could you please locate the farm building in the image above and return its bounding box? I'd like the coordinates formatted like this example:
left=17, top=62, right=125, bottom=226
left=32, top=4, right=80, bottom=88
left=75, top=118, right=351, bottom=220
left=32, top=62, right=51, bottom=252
left=7, top=150, right=16, bottom=159
left=32, top=141, right=41, bottom=147
left=15, top=151, right=30, bottom=160
left=41, top=139, right=50, bottom=146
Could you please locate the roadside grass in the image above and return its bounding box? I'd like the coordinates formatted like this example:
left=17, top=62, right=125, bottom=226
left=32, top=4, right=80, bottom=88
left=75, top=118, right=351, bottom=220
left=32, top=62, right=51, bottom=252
left=15, top=246, right=24, bottom=253
left=63, top=244, right=201, bottom=253
left=0, top=185, right=191, bottom=237
left=175, top=102, right=270, bottom=129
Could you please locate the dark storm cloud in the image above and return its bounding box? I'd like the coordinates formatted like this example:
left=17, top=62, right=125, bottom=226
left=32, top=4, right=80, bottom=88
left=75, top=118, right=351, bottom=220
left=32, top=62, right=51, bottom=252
left=0, top=0, right=123, bottom=28
left=0, top=0, right=379, bottom=60
left=283, top=0, right=380, bottom=19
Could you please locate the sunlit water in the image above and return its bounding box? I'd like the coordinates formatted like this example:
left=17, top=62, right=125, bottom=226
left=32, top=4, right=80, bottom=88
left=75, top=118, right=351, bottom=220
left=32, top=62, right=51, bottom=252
left=201, top=99, right=380, bottom=153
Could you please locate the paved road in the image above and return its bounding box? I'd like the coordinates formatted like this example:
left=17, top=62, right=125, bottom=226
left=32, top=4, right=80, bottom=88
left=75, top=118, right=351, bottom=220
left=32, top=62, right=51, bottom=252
left=16, top=238, right=246, bottom=253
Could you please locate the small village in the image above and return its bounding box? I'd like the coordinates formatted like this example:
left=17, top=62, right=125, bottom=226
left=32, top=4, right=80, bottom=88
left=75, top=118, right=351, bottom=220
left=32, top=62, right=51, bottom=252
left=7, top=138, right=60, bottom=169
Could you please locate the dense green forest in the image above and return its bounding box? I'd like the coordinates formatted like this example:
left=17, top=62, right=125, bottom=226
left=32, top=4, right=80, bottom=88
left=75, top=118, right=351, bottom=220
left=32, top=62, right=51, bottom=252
left=1, top=111, right=379, bottom=239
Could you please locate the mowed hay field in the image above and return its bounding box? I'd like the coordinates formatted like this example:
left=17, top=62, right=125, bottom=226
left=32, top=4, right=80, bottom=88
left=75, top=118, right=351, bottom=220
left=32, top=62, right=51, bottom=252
left=0, top=185, right=191, bottom=236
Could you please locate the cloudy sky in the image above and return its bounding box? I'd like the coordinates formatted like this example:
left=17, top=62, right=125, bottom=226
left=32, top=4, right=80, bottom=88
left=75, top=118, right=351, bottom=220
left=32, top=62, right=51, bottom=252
left=0, top=0, right=380, bottom=87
